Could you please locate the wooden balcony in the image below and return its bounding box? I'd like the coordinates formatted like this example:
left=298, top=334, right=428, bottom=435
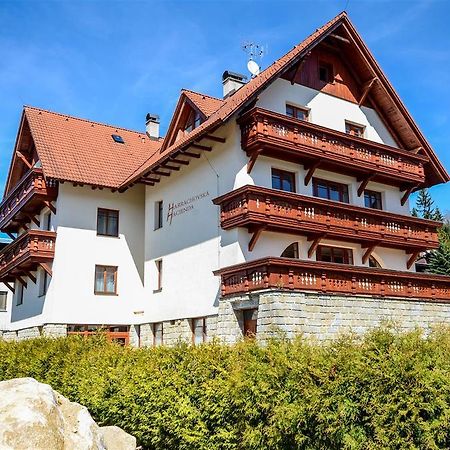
left=214, top=257, right=450, bottom=301
left=0, top=229, right=56, bottom=282
left=213, top=185, right=440, bottom=252
left=238, top=108, right=428, bottom=188
left=0, top=168, right=58, bottom=233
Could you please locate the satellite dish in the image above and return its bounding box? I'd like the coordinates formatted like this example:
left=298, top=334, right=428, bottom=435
left=247, top=59, right=260, bottom=77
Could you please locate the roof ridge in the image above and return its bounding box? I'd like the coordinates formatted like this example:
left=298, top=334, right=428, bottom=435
left=23, top=105, right=153, bottom=137
left=181, top=89, right=224, bottom=102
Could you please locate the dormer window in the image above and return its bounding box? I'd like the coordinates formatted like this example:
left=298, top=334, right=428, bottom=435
left=286, top=104, right=309, bottom=121
left=319, top=61, right=333, bottom=83
left=345, top=121, right=365, bottom=138
left=184, top=110, right=202, bottom=133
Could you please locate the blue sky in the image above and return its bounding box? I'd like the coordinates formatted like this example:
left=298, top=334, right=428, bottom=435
left=0, top=0, right=449, bottom=213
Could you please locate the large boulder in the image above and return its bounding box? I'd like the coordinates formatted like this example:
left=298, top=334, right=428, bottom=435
left=0, top=378, right=136, bottom=450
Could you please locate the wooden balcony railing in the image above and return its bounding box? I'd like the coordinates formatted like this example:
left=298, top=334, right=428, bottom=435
left=238, top=108, right=428, bottom=186
left=0, top=229, right=56, bottom=282
left=214, top=257, right=450, bottom=301
left=0, top=168, right=58, bottom=232
left=213, top=185, right=440, bottom=251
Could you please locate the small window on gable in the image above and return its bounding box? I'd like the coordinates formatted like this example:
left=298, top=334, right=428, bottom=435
left=319, top=62, right=333, bottom=83
left=286, top=104, right=309, bottom=121
left=39, top=269, right=50, bottom=297
left=154, top=201, right=163, bottom=230
left=184, top=110, right=202, bottom=133
left=345, top=121, right=365, bottom=138
left=16, top=282, right=24, bottom=306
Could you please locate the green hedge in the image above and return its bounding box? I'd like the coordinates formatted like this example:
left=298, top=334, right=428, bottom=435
left=2, top=327, right=450, bottom=449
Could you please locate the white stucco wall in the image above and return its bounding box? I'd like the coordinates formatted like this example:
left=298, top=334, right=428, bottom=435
left=0, top=284, right=13, bottom=331
left=9, top=183, right=146, bottom=330
left=256, top=78, right=398, bottom=148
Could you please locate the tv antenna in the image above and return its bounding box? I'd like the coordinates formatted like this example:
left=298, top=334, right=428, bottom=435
left=242, top=41, right=267, bottom=77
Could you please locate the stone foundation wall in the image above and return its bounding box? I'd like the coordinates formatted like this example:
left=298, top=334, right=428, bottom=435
left=219, top=291, right=450, bottom=343
left=42, top=324, right=67, bottom=338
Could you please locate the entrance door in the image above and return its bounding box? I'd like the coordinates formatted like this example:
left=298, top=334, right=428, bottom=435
left=243, top=309, right=258, bottom=338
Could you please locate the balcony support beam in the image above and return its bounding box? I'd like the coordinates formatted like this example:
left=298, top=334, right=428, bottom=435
left=170, top=157, right=190, bottom=165
left=357, top=175, right=375, bottom=197
left=28, top=215, right=40, bottom=227
left=39, top=263, right=52, bottom=277
left=248, top=226, right=266, bottom=252
left=362, top=244, right=377, bottom=264
left=407, top=251, right=421, bottom=270
left=401, top=185, right=417, bottom=206
left=162, top=164, right=180, bottom=171
left=304, top=160, right=321, bottom=186
left=44, top=201, right=56, bottom=214
left=3, top=282, right=15, bottom=294
left=247, top=149, right=262, bottom=174
left=6, top=232, right=15, bottom=241
left=17, top=276, right=27, bottom=288
left=26, top=271, right=37, bottom=284
left=153, top=170, right=171, bottom=177
left=308, top=234, right=326, bottom=258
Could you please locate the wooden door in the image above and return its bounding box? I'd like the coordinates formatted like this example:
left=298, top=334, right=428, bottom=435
left=243, top=309, right=258, bottom=338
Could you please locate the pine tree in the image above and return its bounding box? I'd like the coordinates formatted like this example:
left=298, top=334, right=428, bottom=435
left=413, top=188, right=436, bottom=219
left=429, top=223, right=450, bottom=275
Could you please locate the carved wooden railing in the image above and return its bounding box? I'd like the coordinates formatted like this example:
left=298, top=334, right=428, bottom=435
left=0, top=168, right=57, bottom=232
left=214, top=257, right=450, bottom=301
left=238, top=108, right=428, bottom=184
left=0, top=229, right=56, bottom=280
left=213, top=185, right=440, bottom=250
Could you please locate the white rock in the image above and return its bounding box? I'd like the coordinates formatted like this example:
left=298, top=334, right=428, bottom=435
left=0, top=378, right=136, bottom=450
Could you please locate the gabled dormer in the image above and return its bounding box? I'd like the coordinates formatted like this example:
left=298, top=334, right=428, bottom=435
left=160, top=90, right=223, bottom=153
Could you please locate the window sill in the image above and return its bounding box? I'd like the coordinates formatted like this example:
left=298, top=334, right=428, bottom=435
left=94, top=292, right=119, bottom=296
left=96, top=233, right=120, bottom=238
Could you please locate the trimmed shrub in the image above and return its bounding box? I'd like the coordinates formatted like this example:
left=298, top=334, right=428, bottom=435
left=2, top=328, right=450, bottom=449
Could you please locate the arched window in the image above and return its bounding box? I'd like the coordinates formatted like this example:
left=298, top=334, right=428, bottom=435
left=369, top=255, right=382, bottom=268
left=281, top=242, right=299, bottom=259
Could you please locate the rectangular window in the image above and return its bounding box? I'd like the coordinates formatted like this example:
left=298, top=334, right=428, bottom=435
left=319, top=61, right=333, bottom=83
left=286, top=104, right=309, bottom=121
left=94, top=265, right=117, bottom=295
left=0, top=291, right=7, bottom=311
left=155, top=201, right=163, bottom=230
left=316, top=245, right=354, bottom=265
left=345, top=121, right=365, bottom=138
left=97, top=208, right=119, bottom=237
left=313, top=178, right=349, bottom=203
left=16, top=283, right=24, bottom=306
left=192, top=317, right=207, bottom=344
left=154, top=260, right=163, bottom=292
left=39, top=269, right=49, bottom=297
left=153, top=322, right=163, bottom=346
left=272, top=168, right=296, bottom=193
left=364, top=190, right=383, bottom=210
left=243, top=309, right=258, bottom=338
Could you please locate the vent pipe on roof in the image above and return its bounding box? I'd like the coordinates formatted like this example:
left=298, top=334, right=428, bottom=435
left=222, top=71, right=247, bottom=99
left=145, top=113, right=160, bottom=140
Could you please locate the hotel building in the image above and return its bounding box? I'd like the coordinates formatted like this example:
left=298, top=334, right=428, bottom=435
left=1, top=12, right=449, bottom=345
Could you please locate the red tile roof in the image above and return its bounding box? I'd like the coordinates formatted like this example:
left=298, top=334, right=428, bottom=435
left=182, top=90, right=224, bottom=117
left=24, top=106, right=162, bottom=189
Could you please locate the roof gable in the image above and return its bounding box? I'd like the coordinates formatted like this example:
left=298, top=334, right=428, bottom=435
left=4, top=106, right=163, bottom=194
left=126, top=11, right=448, bottom=188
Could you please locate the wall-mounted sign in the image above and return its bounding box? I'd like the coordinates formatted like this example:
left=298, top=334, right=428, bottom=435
left=167, top=191, right=210, bottom=224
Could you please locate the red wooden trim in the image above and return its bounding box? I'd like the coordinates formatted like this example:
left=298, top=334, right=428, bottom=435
left=190, top=143, right=212, bottom=151
left=214, top=257, right=450, bottom=301
left=304, top=160, right=321, bottom=186
left=407, top=251, right=420, bottom=270
left=16, top=151, right=33, bottom=169
left=248, top=226, right=265, bottom=252
left=359, top=77, right=377, bottom=106
left=39, top=262, right=52, bottom=277
left=247, top=149, right=262, bottom=174
left=204, top=134, right=226, bottom=143
left=357, top=175, right=374, bottom=197
left=401, top=185, right=416, bottom=206
left=308, top=234, right=325, bottom=258
left=182, top=150, right=201, bottom=158
left=362, top=245, right=377, bottom=264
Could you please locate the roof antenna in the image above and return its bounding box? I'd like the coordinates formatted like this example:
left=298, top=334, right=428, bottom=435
left=242, top=42, right=267, bottom=78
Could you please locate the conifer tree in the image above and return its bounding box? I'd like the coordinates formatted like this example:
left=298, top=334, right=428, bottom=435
left=429, top=223, right=450, bottom=275
left=413, top=188, right=436, bottom=220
